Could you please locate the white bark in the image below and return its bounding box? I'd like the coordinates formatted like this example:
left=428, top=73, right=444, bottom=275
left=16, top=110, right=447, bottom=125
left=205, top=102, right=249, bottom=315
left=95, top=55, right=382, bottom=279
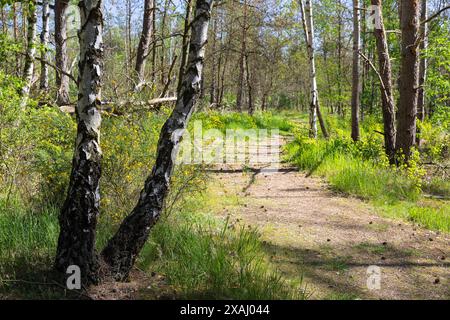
left=300, top=0, right=318, bottom=138
left=351, top=0, right=361, bottom=141
left=55, top=0, right=104, bottom=284
left=22, top=1, right=37, bottom=98
left=40, top=0, right=50, bottom=90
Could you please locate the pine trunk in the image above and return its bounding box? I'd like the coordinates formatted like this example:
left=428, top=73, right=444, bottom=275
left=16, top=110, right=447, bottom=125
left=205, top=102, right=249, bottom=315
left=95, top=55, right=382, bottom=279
left=397, top=0, right=420, bottom=162
left=372, top=0, right=397, bottom=163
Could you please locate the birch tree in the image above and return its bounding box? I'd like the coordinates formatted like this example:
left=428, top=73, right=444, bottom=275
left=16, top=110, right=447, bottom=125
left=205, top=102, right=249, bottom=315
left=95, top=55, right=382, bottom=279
left=351, top=0, right=361, bottom=142
left=55, top=0, right=104, bottom=284
left=417, top=0, right=427, bottom=122
left=101, top=0, right=215, bottom=281
left=22, top=0, right=37, bottom=98
left=299, top=0, right=328, bottom=138
left=39, top=0, right=50, bottom=91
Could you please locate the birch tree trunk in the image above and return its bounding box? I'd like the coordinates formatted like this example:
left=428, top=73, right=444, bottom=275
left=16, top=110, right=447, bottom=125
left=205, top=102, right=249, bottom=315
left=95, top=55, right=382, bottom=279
left=55, top=0, right=104, bottom=285
left=101, top=0, right=215, bottom=281
left=159, top=0, right=170, bottom=86
left=417, top=0, right=427, bottom=122
left=13, top=3, right=19, bottom=75
left=210, top=17, right=217, bottom=105
left=397, top=0, right=420, bottom=162
left=39, top=0, right=50, bottom=91
left=351, top=0, right=361, bottom=142
left=55, top=0, right=71, bottom=105
left=134, top=0, right=155, bottom=91
left=177, top=0, right=193, bottom=93
left=371, top=0, right=396, bottom=163
left=22, top=0, right=37, bottom=98
left=300, top=0, right=328, bottom=138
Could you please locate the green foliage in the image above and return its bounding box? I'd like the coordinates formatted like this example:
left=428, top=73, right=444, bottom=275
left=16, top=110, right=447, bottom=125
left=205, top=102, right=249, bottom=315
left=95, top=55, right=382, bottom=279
left=138, top=192, right=304, bottom=300
left=26, top=107, right=76, bottom=203
left=426, top=21, right=450, bottom=129
left=1, top=105, right=303, bottom=298
left=193, top=111, right=295, bottom=134
left=285, top=134, right=420, bottom=203
left=417, top=120, right=449, bottom=162
left=285, top=114, right=449, bottom=233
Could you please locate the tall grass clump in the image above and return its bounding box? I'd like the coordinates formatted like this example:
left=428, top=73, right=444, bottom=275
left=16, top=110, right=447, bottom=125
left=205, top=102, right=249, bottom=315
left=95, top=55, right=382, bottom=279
left=138, top=192, right=304, bottom=300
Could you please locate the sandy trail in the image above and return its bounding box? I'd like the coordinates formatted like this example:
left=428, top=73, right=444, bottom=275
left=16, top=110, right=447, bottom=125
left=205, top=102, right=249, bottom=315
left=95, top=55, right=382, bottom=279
left=212, top=135, right=449, bottom=300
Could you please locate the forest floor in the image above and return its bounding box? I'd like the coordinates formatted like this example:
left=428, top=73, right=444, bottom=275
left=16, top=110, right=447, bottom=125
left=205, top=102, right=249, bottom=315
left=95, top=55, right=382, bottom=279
left=210, top=135, right=450, bottom=300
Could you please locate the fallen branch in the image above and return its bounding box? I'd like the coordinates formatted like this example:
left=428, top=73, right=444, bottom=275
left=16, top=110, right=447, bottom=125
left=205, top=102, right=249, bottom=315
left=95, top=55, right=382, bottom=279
left=59, top=97, right=178, bottom=114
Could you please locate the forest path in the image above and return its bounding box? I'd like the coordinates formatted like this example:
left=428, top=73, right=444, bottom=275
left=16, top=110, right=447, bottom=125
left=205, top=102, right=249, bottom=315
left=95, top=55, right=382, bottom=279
left=211, top=135, right=450, bottom=300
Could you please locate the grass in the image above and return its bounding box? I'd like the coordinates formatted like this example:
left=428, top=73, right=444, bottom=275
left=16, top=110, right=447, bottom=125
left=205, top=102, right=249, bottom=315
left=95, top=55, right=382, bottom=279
left=376, top=200, right=450, bottom=233
left=137, top=189, right=305, bottom=300
left=194, top=110, right=296, bottom=134
left=0, top=184, right=303, bottom=300
left=324, top=292, right=360, bottom=300
left=284, top=114, right=450, bottom=233
left=354, top=243, right=388, bottom=255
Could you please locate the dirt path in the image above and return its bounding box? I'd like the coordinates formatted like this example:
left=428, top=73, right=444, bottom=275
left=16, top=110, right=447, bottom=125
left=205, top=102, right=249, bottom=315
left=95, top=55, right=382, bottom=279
left=212, top=135, right=449, bottom=300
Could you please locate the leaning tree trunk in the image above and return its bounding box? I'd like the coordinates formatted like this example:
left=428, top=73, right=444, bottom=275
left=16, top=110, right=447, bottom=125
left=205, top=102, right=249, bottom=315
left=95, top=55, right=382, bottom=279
left=351, top=0, right=361, bottom=142
left=55, top=0, right=104, bottom=285
left=39, top=0, right=50, bottom=91
left=22, top=0, right=37, bottom=98
left=101, top=0, right=215, bottom=281
left=372, top=0, right=396, bottom=163
left=397, top=0, right=420, bottom=162
left=55, top=0, right=71, bottom=105
left=134, top=0, right=155, bottom=91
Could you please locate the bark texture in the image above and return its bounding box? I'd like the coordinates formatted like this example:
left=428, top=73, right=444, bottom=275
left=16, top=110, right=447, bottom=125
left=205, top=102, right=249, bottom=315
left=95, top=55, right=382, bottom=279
left=351, top=0, right=361, bottom=142
left=55, top=0, right=104, bottom=285
left=178, top=0, right=193, bottom=93
left=22, top=1, right=37, bottom=98
left=40, top=0, right=50, bottom=90
left=134, top=0, right=155, bottom=91
left=101, top=0, right=214, bottom=281
left=417, top=0, right=427, bottom=122
left=55, top=0, right=71, bottom=105
left=236, top=0, right=248, bottom=112
left=300, top=0, right=328, bottom=138
left=372, top=0, right=396, bottom=162
left=397, top=0, right=420, bottom=161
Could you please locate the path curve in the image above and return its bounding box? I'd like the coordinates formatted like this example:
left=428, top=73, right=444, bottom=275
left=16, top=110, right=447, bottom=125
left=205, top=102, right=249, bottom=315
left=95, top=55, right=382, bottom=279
left=213, top=135, right=449, bottom=300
